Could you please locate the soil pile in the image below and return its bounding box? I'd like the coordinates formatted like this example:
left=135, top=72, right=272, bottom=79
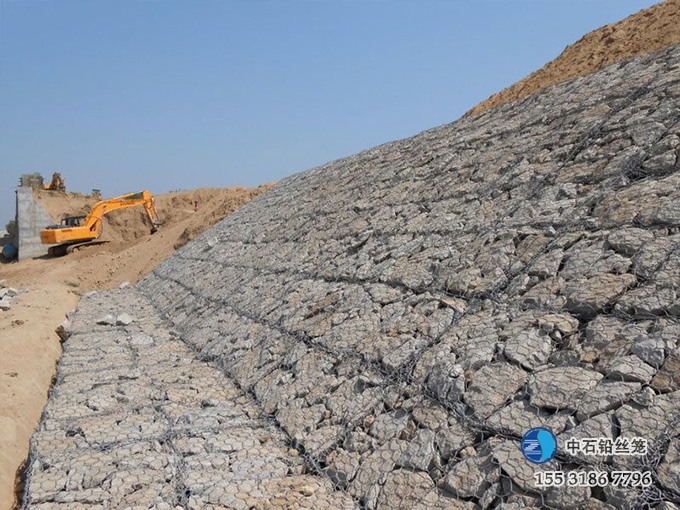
left=34, top=186, right=272, bottom=247
left=24, top=185, right=272, bottom=289
left=467, top=0, right=680, bottom=116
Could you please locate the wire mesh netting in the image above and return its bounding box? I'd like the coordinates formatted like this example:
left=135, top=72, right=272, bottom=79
left=22, top=44, right=680, bottom=509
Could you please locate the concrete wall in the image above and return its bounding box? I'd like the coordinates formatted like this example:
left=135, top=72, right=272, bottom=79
left=16, top=186, right=55, bottom=260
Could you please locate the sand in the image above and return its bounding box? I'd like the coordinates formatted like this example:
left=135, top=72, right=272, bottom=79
left=0, top=284, right=78, bottom=510
left=466, top=0, right=680, bottom=117
left=0, top=185, right=270, bottom=509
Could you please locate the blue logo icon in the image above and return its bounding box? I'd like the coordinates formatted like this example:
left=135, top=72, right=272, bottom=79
left=521, top=427, right=557, bottom=464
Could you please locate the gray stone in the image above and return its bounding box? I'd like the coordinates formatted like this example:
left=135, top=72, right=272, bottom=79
left=549, top=349, right=582, bottom=366
left=478, top=482, right=500, bottom=509
left=582, top=316, right=644, bottom=365
left=544, top=485, right=591, bottom=510
left=630, top=386, right=656, bottom=407
left=129, top=333, right=154, bottom=346
left=616, top=391, right=680, bottom=468
left=605, top=355, right=656, bottom=383
left=616, top=285, right=677, bottom=316
left=369, top=409, right=410, bottom=442
left=576, top=380, right=641, bottom=421
left=522, top=277, right=567, bottom=309
left=630, top=336, right=666, bottom=368
left=602, top=485, right=639, bottom=509
left=657, top=438, right=680, bottom=493
left=382, top=336, right=429, bottom=371
left=96, top=314, right=115, bottom=325
left=435, top=419, right=476, bottom=461
left=643, top=150, right=677, bottom=175
left=324, top=449, right=360, bottom=488
left=376, top=469, right=476, bottom=510
left=397, top=429, right=437, bottom=471
left=504, top=329, right=553, bottom=370
left=442, top=454, right=497, bottom=499
left=528, top=250, right=563, bottom=278
left=633, top=238, right=675, bottom=279
left=654, top=503, right=680, bottom=510
left=464, top=363, right=528, bottom=419
left=0, top=298, right=11, bottom=311
left=492, top=440, right=559, bottom=493
left=529, top=367, right=603, bottom=411
left=349, top=438, right=408, bottom=501
left=559, top=241, right=608, bottom=280
left=651, top=348, right=680, bottom=392
left=115, top=313, right=134, bottom=326
left=537, top=313, right=580, bottom=336
left=427, top=360, right=465, bottom=404
left=607, top=228, right=655, bottom=256
left=564, top=274, right=637, bottom=317
left=411, top=401, right=449, bottom=431
left=487, top=400, right=571, bottom=436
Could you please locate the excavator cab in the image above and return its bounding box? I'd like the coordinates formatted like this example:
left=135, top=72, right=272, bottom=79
left=61, top=216, right=86, bottom=228
left=44, top=215, right=86, bottom=230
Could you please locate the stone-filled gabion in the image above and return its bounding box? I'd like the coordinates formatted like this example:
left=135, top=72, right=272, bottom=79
left=24, top=44, right=680, bottom=509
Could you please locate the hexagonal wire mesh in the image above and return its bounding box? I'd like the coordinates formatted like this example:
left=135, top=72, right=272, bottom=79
left=22, top=44, right=680, bottom=509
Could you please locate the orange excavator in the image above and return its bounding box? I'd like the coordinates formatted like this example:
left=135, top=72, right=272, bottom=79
left=43, top=172, right=66, bottom=192
left=40, top=190, right=162, bottom=256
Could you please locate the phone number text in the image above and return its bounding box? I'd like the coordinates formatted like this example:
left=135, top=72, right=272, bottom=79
left=534, top=470, right=652, bottom=488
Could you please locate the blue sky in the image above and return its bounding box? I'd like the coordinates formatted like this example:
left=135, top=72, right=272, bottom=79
left=0, top=0, right=660, bottom=225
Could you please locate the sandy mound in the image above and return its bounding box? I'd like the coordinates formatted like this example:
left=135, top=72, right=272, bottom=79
left=34, top=186, right=271, bottom=246
left=467, top=0, right=680, bottom=116
left=5, top=186, right=274, bottom=292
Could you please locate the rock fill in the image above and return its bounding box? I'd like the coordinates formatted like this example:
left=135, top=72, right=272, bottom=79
left=23, top=44, right=680, bottom=508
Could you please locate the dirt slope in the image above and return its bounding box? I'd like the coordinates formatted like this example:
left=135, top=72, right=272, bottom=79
left=35, top=186, right=272, bottom=247
left=28, top=186, right=272, bottom=289
left=467, top=0, right=680, bottom=117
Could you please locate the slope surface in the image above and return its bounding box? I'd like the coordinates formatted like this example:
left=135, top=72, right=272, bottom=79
left=467, top=0, right=680, bottom=117
left=25, top=45, right=680, bottom=509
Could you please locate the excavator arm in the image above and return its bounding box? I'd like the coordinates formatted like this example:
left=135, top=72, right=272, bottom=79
left=40, top=190, right=162, bottom=255
left=79, top=191, right=162, bottom=236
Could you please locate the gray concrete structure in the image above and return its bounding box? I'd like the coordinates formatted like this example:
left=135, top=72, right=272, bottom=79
left=23, top=44, right=680, bottom=509
left=16, top=186, right=55, bottom=260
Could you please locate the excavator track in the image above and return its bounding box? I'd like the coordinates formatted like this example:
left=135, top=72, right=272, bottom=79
left=48, top=240, right=109, bottom=257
